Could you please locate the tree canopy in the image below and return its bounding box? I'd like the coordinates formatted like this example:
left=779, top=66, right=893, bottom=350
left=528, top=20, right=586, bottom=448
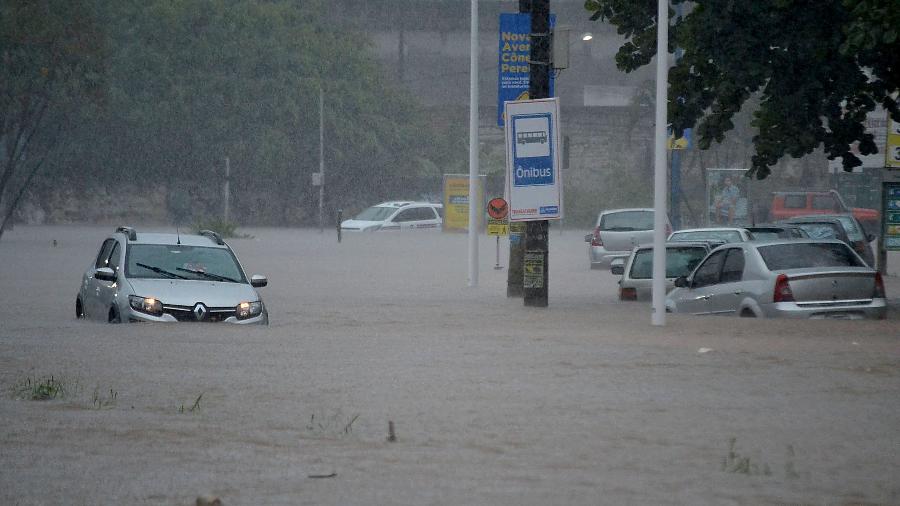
left=2, top=0, right=464, bottom=231
left=585, top=0, right=900, bottom=178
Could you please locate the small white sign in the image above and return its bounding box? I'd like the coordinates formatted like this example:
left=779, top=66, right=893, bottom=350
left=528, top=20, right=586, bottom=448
left=311, top=172, right=323, bottom=186
left=504, top=98, right=563, bottom=222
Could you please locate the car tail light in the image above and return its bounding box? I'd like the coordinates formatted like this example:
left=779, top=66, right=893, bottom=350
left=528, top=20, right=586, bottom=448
left=620, top=286, right=637, bottom=301
left=773, top=274, right=794, bottom=303
left=873, top=272, right=886, bottom=299
left=591, top=226, right=603, bottom=247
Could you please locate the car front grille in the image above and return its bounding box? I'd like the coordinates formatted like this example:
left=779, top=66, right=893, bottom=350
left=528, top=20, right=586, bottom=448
left=162, top=303, right=236, bottom=322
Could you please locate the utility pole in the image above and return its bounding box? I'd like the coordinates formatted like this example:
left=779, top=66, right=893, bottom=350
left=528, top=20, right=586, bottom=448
left=524, top=0, right=550, bottom=307
left=506, top=0, right=532, bottom=298
left=467, top=0, right=480, bottom=287
left=318, top=84, right=325, bottom=234
left=223, top=156, right=230, bottom=223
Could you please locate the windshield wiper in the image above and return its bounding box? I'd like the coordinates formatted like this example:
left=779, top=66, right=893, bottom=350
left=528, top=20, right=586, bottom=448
left=136, top=262, right=187, bottom=279
left=176, top=267, right=238, bottom=283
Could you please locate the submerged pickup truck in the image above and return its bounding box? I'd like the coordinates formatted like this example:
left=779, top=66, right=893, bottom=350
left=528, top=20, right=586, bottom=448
left=769, top=190, right=880, bottom=233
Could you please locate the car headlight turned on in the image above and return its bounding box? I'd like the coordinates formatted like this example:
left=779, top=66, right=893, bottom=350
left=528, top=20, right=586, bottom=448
left=236, top=301, right=263, bottom=320
left=129, top=295, right=163, bottom=316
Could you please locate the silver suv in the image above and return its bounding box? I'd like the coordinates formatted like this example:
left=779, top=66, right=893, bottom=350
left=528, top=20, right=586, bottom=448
left=585, top=208, right=671, bottom=269
left=75, top=227, right=268, bottom=324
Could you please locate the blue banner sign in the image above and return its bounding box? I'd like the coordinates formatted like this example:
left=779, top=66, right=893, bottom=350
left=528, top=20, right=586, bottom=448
left=497, top=13, right=555, bottom=127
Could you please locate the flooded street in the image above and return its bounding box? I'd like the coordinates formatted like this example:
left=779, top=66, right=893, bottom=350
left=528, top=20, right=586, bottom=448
left=2, top=225, right=899, bottom=505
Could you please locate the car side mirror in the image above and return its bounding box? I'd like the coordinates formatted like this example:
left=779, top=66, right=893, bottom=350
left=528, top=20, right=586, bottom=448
left=94, top=267, right=117, bottom=282
left=584, top=234, right=593, bottom=243
left=250, top=275, right=268, bottom=288
left=673, top=276, right=688, bottom=288
left=866, top=233, right=876, bottom=243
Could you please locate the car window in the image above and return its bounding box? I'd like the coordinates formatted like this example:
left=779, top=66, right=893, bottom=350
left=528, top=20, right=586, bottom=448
left=749, top=230, right=780, bottom=240
left=94, top=239, right=116, bottom=269
left=834, top=216, right=864, bottom=241
left=394, top=207, right=434, bottom=222
left=126, top=245, right=246, bottom=282
left=107, top=242, right=122, bottom=272
left=758, top=243, right=865, bottom=270
left=628, top=246, right=708, bottom=279
left=670, top=230, right=742, bottom=243
left=794, top=223, right=841, bottom=240
left=783, top=195, right=807, bottom=208
left=598, top=211, right=654, bottom=231
left=720, top=248, right=744, bottom=283
left=354, top=206, right=396, bottom=221
left=811, top=194, right=839, bottom=210
left=692, top=250, right=726, bottom=288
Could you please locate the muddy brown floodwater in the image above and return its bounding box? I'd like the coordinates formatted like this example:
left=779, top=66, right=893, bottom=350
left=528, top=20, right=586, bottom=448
left=1, top=225, right=899, bottom=505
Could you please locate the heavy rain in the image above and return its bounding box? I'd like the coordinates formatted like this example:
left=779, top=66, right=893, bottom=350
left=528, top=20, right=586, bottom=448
left=2, top=1, right=900, bottom=504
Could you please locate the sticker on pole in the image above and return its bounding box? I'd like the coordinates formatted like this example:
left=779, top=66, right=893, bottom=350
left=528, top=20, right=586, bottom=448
left=504, top=98, right=563, bottom=222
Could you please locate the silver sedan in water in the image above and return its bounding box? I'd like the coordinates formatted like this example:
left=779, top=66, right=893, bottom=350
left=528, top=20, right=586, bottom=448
left=76, top=227, right=269, bottom=324
left=666, top=239, right=886, bottom=319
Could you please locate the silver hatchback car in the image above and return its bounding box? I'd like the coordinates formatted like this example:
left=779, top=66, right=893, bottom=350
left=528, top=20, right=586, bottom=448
left=76, top=227, right=269, bottom=324
left=666, top=239, right=886, bottom=319
left=585, top=208, right=671, bottom=269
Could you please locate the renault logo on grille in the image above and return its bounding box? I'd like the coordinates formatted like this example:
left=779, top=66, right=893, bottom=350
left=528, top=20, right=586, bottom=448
left=193, top=303, right=207, bottom=321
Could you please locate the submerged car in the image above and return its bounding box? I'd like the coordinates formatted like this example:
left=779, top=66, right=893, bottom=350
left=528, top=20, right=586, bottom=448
left=585, top=208, right=671, bottom=269
left=340, top=201, right=443, bottom=232
left=611, top=241, right=716, bottom=301
left=666, top=239, right=886, bottom=319
left=667, top=227, right=753, bottom=243
left=780, top=214, right=876, bottom=267
left=76, top=227, right=268, bottom=324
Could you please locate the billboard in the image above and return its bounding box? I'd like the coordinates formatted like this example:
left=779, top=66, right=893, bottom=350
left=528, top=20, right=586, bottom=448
left=497, top=13, right=555, bottom=127
left=706, top=168, right=751, bottom=227
left=504, top=98, right=563, bottom=222
left=442, top=174, right=485, bottom=232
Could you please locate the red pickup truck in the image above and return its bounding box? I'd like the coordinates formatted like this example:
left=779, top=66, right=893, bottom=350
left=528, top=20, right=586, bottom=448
left=769, top=190, right=880, bottom=231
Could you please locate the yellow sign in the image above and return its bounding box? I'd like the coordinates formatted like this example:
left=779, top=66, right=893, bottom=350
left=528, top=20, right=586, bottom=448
left=887, top=117, right=900, bottom=168
left=442, top=174, right=485, bottom=232
left=667, top=134, right=689, bottom=150
left=487, top=218, right=509, bottom=236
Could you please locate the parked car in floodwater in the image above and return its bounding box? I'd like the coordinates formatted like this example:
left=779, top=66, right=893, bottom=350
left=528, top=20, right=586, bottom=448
left=585, top=208, right=671, bottom=269
left=779, top=214, right=875, bottom=267
left=76, top=227, right=268, bottom=324
left=666, top=239, right=885, bottom=319
left=340, top=201, right=443, bottom=232
left=611, top=241, right=718, bottom=301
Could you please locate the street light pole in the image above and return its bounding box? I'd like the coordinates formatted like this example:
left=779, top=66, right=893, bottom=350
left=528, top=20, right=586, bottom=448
left=468, top=0, right=480, bottom=287
left=651, top=0, right=670, bottom=326
left=318, top=84, right=325, bottom=234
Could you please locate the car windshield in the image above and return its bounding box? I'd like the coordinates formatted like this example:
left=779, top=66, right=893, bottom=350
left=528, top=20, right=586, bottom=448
left=629, top=246, right=708, bottom=279
left=758, top=243, right=865, bottom=270
left=598, top=211, right=654, bottom=231
left=670, top=230, right=742, bottom=243
left=354, top=206, right=397, bottom=221
left=793, top=223, right=841, bottom=240
left=126, top=245, right=246, bottom=282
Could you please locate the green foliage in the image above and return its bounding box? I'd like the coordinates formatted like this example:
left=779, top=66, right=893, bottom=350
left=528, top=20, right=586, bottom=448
left=585, top=0, right=900, bottom=179
left=13, top=375, right=73, bottom=401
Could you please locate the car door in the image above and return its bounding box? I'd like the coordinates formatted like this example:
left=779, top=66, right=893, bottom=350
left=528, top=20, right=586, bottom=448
left=409, top=206, right=440, bottom=229
left=84, top=238, right=117, bottom=318
left=676, top=249, right=726, bottom=315
left=95, top=240, right=123, bottom=315
left=705, top=247, right=745, bottom=315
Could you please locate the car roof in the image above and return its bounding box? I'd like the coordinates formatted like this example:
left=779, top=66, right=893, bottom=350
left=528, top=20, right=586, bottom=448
left=670, top=227, right=748, bottom=233
left=118, top=232, right=228, bottom=248
left=375, top=201, right=441, bottom=208
left=635, top=241, right=714, bottom=249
